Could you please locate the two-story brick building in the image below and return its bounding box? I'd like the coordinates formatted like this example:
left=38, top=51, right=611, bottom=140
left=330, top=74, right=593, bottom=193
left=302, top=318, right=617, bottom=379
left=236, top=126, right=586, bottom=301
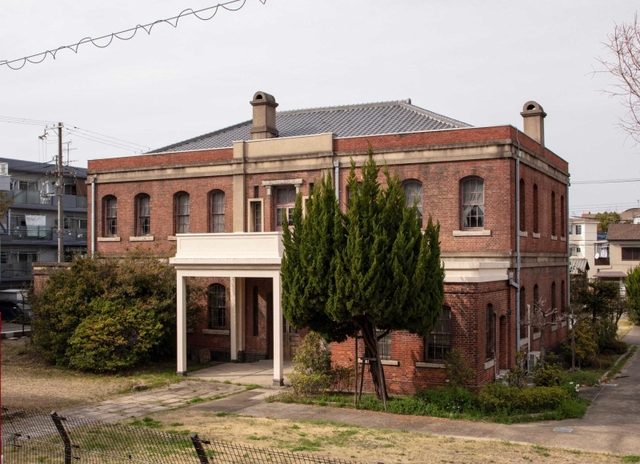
left=87, top=92, right=569, bottom=391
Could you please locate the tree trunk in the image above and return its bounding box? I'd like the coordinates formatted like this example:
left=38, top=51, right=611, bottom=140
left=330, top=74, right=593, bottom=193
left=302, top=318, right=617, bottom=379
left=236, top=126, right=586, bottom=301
left=357, top=319, right=388, bottom=402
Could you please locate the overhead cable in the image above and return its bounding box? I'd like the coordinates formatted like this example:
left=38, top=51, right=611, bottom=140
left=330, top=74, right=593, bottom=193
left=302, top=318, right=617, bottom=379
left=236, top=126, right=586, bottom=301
left=0, top=0, right=267, bottom=70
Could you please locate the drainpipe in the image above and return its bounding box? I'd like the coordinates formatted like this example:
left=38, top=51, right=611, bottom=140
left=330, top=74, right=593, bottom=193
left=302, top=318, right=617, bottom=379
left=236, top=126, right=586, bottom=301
left=333, top=160, right=340, bottom=202
left=91, top=176, right=97, bottom=257
left=513, top=143, right=522, bottom=353
left=566, top=180, right=570, bottom=322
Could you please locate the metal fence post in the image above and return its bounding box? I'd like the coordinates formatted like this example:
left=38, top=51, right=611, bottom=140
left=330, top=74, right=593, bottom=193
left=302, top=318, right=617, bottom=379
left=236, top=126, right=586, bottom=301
left=50, top=411, right=73, bottom=464
left=190, top=433, right=211, bottom=464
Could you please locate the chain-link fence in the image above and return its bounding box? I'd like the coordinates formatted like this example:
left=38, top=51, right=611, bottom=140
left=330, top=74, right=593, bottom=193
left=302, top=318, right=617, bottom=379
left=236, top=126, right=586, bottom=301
left=1, top=407, right=365, bottom=464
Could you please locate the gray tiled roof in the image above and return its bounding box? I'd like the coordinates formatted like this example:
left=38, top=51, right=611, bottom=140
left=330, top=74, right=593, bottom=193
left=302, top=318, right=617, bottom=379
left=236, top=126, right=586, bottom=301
left=150, top=100, right=472, bottom=154
left=606, top=223, right=640, bottom=241
left=0, top=157, right=86, bottom=178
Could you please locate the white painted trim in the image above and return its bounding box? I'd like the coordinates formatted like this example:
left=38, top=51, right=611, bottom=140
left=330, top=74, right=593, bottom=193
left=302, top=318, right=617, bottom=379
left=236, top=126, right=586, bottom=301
left=533, top=332, right=541, bottom=340
left=551, top=235, right=558, bottom=241
left=97, top=236, right=121, bottom=242
left=415, top=362, right=445, bottom=369
left=484, top=359, right=495, bottom=369
left=532, top=232, right=540, bottom=239
left=130, top=236, right=155, bottom=242
left=452, top=229, right=491, bottom=237
left=519, top=231, right=528, bottom=237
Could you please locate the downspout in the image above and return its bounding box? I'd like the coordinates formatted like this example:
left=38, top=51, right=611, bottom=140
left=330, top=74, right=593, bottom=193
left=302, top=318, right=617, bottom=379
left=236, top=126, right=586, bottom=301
left=91, top=176, right=97, bottom=257
left=509, top=140, right=522, bottom=354
left=566, top=179, right=571, bottom=323
left=333, top=160, right=340, bottom=202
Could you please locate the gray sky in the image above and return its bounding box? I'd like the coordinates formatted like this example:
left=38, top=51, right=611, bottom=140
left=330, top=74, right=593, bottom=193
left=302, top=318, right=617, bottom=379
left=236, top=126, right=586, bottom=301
left=1, top=0, right=638, bottom=216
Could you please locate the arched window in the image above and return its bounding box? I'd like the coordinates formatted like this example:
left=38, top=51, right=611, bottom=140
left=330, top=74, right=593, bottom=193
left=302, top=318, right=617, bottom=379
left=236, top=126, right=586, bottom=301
left=551, top=281, right=557, bottom=323
left=425, top=305, right=452, bottom=362
left=461, top=177, right=484, bottom=229
left=519, top=287, right=527, bottom=339
left=561, top=280, right=566, bottom=313
left=103, top=195, right=117, bottom=237
left=208, top=283, right=226, bottom=329
left=136, top=194, right=151, bottom=236
left=174, top=192, right=190, bottom=234
left=533, top=284, right=540, bottom=333
left=403, top=180, right=423, bottom=227
left=519, top=178, right=526, bottom=231
left=551, top=191, right=557, bottom=237
left=533, top=184, right=539, bottom=234
left=560, top=195, right=566, bottom=238
left=486, top=304, right=494, bottom=360
left=210, top=191, right=225, bottom=233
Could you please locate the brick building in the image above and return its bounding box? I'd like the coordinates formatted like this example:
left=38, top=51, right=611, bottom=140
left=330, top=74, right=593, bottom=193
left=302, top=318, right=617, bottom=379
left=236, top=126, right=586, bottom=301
left=87, top=92, right=569, bottom=391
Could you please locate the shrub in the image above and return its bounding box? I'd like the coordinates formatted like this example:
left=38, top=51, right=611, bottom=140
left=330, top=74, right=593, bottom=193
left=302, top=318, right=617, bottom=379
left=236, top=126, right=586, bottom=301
left=478, top=383, right=520, bottom=414
left=504, top=347, right=529, bottom=388
left=288, top=331, right=333, bottom=396
left=533, top=362, right=564, bottom=387
left=329, top=365, right=355, bottom=393
left=478, top=383, right=570, bottom=414
left=30, top=251, right=178, bottom=370
left=444, top=349, right=474, bottom=387
left=417, top=386, right=479, bottom=414
left=570, top=321, right=599, bottom=368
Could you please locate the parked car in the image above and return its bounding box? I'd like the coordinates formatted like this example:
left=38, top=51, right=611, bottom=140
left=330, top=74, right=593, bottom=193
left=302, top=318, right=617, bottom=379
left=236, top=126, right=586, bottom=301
left=0, top=300, right=32, bottom=324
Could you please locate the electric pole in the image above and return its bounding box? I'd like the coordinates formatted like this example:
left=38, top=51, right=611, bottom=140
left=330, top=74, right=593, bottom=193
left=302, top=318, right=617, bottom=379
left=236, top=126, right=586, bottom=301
left=57, top=122, right=64, bottom=263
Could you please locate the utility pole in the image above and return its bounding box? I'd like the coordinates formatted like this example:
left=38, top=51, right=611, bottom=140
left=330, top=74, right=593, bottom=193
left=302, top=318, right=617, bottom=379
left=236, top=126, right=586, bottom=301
left=57, top=122, right=64, bottom=263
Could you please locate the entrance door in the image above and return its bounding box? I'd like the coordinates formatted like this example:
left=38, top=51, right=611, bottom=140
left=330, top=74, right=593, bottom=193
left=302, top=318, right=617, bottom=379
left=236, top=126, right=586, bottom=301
left=283, top=317, right=301, bottom=360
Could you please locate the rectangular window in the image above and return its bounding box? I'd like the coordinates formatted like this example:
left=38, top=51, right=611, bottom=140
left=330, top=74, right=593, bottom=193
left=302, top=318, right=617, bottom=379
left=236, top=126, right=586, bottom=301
left=175, top=193, right=190, bottom=234
left=275, top=186, right=296, bottom=231
left=622, top=247, right=640, bottom=261
left=64, top=184, right=77, bottom=195
left=208, top=284, right=226, bottom=329
left=377, top=330, right=392, bottom=360
left=137, top=195, right=151, bottom=236
left=486, top=305, right=494, bottom=360
left=425, top=306, right=452, bottom=362
left=248, top=199, right=263, bottom=233
left=575, top=224, right=582, bottom=235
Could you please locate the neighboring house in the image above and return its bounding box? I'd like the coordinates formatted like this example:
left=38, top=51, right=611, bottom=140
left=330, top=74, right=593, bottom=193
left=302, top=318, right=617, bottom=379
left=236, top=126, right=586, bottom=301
left=569, top=215, right=606, bottom=278
left=595, top=223, right=640, bottom=295
left=0, top=158, right=87, bottom=288
left=87, top=92, right=569, bottom=392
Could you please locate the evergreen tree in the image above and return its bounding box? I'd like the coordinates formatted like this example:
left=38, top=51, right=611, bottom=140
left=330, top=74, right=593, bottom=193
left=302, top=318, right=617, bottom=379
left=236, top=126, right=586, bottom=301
left=282, top=150, right=444, bottom=400
left=626, top=266, right=640, bottom=324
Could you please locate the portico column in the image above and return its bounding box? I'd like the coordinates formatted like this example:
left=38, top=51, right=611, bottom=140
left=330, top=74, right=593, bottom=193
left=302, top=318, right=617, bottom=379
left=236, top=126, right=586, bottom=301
left=176, top=271, right=187, bottom=376
left=272, top=272, right=283, bottom=386
left=230, top=277, right=238, bottom=361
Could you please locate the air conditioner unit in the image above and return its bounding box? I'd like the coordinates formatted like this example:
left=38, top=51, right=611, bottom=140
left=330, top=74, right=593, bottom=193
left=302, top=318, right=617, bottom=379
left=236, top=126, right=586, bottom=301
left=528, top=351, right=541, bottom=373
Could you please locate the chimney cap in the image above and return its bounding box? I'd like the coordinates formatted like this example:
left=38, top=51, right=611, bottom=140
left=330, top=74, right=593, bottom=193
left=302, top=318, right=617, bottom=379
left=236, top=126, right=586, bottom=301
left=521, top=101, right=546, bottom=118
left=251, top=91, right=278, bottom=107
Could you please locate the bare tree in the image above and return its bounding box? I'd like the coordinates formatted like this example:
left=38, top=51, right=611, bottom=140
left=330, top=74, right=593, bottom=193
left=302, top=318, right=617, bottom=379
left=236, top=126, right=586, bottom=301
left=523, top=298, right=558, bottom=367
left=597, top=13, right=640, bottom=143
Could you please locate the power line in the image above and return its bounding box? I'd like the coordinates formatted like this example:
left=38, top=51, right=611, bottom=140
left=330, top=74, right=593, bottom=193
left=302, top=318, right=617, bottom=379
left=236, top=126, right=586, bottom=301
left=572, top=177, right=640, bottom=185
left=0, top=0, right=267, bottom=70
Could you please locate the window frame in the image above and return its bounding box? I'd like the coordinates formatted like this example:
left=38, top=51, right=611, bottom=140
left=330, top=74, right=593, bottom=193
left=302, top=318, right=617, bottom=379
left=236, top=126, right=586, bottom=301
left=274, top=185, right=296, bottom=231
left=533, top=184, right=539, bottom=234
left=174, top=191, right=190, bottom=234
left=551, top=191, right=557, bottom=237
left=425, top=306, right=452, bottom=362
left=208, top=283, right=226, bottom=329
left=519, top=178, right=526, bottom=231
left=403, top=180, right=423, bottom=228
left=622, top=247, right=640, bottom=261
left=461, top=177, right=485, bottom=230
left=210, top=191, right=226, bottom=233
left=136, top=194, right=151, bottom=236
left=376, top=330, right=392, bottom=361
left=486, top=304, right=494, bottom=361
left=103, top=195, right=117, bottom=237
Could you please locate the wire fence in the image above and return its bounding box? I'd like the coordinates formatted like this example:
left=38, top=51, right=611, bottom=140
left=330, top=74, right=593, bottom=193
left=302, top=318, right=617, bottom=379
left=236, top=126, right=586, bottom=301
left=1, top=407, right=365, bottom=464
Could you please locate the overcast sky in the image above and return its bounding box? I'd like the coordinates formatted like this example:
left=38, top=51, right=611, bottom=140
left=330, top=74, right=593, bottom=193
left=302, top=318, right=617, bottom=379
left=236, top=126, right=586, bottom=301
left=1, top=0, right=638, bottom=216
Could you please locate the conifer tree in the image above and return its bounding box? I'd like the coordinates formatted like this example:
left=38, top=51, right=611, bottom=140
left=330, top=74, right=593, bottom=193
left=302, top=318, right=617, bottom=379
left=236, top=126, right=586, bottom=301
left=282, top=150, right=444, bottom=400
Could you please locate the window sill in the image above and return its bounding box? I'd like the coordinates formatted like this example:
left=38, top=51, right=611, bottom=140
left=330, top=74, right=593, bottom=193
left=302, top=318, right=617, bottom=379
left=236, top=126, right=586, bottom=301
left=130, top=236, right=155, bottom=242
left=98, top=237, right=121, bottom=242
left=519, top=337, right=529, bottom=346
left=484, top=359, right=495, bottom=370
left=561, top=321, right=567, bottom=328
left=519, top=231, right=528, bottom=237
left=416, top=362, right=445, bottom=369
left=167, top=236, right=178, bottom=241
left=358, top=358, right=399, bottom=366
left=561, top=237, right=566, bottom=242
left=532, top=232, right=540, bottom=239
left=202, top=329, right=230, bottom=335
left=551, top=324, right=558, bottom=332
left=551, top=235, right=558, bottom=241
left=453, top=229, right=491, bottom=237
left=533, top=332, right=541, bottom=340
left=187, top=328, right=194, bottom=334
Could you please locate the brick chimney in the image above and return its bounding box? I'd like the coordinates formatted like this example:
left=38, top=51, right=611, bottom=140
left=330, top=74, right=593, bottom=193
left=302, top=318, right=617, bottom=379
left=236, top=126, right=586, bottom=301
left=520, top=101, right=546, bottom=146
left=250, top=91, right=278, bottom=140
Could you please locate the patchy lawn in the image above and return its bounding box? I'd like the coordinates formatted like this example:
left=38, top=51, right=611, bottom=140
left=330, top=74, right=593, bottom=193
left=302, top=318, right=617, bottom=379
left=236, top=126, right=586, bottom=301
left=1, top=338, right=184, bottom=410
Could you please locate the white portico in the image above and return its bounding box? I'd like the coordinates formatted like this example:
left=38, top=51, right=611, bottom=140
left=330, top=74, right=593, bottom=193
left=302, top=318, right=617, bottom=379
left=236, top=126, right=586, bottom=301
left=170, top=232, right=285, bottom=386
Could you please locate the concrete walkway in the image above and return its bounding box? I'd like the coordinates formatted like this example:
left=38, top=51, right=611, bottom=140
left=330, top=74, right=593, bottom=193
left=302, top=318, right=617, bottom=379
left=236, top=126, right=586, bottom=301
left=58, top=327, right=640, bottom=456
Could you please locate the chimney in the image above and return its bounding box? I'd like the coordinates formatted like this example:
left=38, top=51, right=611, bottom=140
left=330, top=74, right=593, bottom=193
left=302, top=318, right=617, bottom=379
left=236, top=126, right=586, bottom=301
left=250, top=91, right=279, bottom=140
left=520, top=101, right=546, bottom=146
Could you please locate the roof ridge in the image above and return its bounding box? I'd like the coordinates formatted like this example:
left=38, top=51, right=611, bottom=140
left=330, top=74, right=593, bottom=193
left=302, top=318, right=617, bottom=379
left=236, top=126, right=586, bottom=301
left=398, top=101, right=472, bottom=128
left=278, top=99, right=413, bottom=115
left=150, top=119, right=252, bottom=153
